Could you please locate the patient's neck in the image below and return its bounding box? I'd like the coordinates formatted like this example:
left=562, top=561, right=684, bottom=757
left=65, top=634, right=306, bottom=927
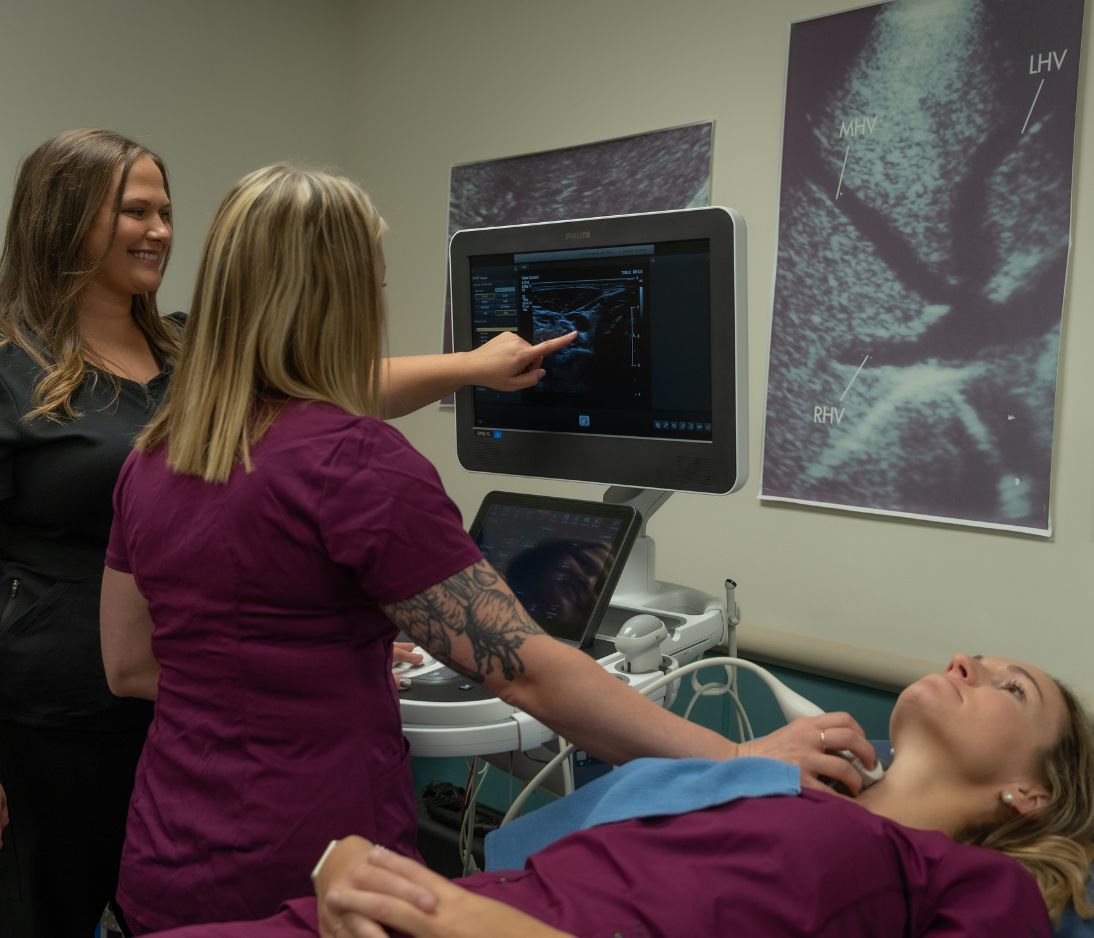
left=853, top=757, right=979, bottom=838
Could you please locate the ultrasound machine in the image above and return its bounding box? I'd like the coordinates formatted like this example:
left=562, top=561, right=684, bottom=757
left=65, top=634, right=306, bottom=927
left=398, top=205, right=749, bottom=780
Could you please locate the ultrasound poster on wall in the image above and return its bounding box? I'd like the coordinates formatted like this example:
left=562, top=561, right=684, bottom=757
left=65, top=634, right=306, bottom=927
left=440, top=122, right=713, bottom=402
left=760, top=0, right=1084, bottom=535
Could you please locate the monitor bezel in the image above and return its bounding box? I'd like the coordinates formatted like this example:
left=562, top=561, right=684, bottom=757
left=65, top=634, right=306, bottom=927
left=449, top=206, right=748, bottom=495
left=467, top=490, right=640, bottom=648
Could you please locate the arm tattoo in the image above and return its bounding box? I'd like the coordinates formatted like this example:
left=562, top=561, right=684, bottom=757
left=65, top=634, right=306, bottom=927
left=382, top=560, right=544, bottom=683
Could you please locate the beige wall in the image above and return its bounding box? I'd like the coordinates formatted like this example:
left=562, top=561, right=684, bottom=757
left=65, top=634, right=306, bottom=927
left=2, top=0, right=1090, bottom=694
left=0, top=0, right=358, bottom=314
left=352, top=1, right=1094, bottom=696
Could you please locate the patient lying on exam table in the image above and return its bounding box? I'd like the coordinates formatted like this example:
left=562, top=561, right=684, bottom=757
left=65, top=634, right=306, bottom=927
left=147, top=653, right=1094, bottom=938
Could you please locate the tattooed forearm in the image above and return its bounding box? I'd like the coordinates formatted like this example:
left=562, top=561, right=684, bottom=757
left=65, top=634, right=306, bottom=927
left=386, top=589, right=455, bottom=666
left=472, top=564, right=499, bottom=588
left=382, top=560, right=544, bottom=683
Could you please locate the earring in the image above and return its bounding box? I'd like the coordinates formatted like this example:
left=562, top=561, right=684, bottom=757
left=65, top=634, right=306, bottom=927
left=1001, top=791, right=1015, bottom=806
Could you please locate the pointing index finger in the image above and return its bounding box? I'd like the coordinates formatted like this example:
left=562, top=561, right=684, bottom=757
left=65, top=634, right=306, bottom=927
left=530, top=331, right=577, bottom=358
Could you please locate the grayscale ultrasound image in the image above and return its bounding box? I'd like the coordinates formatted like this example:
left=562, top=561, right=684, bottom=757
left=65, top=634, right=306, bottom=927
left=448, top=122, right=712, bottom=237
left=761, top=0, right=1083, bottom=531
left=527, top=278, right=641, bottom=396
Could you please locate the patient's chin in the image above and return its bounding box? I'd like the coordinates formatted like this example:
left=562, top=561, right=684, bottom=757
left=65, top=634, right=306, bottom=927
left=897, top=675, right=959, bottom=716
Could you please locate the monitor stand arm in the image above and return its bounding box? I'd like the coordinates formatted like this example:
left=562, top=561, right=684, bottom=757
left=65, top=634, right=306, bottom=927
left=602, top=486, right=730, bottom=654
left=603, top=486, right=672, bottom=602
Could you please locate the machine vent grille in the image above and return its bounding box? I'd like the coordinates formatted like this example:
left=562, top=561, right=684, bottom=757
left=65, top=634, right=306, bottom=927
left=676, top=456, right=713, bottom=485
left=473, top=440, right=502, bottom=467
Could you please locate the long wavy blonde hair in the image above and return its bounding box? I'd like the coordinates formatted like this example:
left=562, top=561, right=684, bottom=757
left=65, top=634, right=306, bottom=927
left=0, top=129, right=181, bottom=421
left=137, top=164, right=387, bottom=481
left=958, top=681, right=1094, bottom=923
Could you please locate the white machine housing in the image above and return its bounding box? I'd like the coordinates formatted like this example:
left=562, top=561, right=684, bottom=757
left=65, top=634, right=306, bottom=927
left=399, top=599, right=725, bottom=757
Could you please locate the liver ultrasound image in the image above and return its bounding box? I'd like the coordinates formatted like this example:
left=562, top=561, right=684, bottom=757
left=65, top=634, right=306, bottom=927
left=761, top=0, right=1082, bottom=529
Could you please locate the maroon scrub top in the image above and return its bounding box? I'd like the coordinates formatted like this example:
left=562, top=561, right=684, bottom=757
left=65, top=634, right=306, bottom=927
left=143, top=788, right=1051, bottom=938
left=105, top=400, right=482, bottom=933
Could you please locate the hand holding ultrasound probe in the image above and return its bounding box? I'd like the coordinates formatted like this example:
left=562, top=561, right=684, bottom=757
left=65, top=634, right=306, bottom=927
left=614, top=611, right=884, bottom=788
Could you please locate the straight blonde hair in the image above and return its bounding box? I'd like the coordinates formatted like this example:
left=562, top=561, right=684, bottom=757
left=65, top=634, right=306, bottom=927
left=0, top=129, right=180, bottom=421
left=138, top=165, right=386, bottom=481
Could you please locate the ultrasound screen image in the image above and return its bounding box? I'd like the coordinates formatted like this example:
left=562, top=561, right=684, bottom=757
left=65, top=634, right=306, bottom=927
left=525, top=272, right=644, bottom=400
left=466, top=240, right=711, bottom=441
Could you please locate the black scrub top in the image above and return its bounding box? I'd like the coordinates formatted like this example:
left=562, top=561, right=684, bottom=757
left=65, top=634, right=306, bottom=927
left=0, top=340, right=170, bottom=729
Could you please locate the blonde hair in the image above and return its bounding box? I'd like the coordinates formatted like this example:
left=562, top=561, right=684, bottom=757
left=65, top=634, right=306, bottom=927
left=138, top=164, right=387, bottom=481
left=0, top=128, right=180, bottom=421
left=959, top=681, right=1094, bottom=923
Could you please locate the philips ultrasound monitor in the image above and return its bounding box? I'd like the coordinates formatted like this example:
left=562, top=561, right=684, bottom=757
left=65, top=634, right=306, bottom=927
left=449, top=206, right=747, bottom=495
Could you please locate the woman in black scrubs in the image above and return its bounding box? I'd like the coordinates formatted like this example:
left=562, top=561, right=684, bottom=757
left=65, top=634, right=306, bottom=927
left=0, top=129, right=180, bottom=938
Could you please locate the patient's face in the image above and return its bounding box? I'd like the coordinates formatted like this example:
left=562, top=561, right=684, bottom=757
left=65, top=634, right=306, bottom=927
left=891, top=653, right=1066, bottom=785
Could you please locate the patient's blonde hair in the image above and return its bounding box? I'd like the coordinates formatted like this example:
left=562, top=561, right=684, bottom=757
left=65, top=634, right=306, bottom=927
left=959, top=681, right=1094, bottom=923
left=138, top=164, right=386, bottom=480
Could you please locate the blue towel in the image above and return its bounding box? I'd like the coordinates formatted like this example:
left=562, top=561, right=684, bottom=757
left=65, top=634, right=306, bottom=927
left=485, top=756, right=800, bottom=871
